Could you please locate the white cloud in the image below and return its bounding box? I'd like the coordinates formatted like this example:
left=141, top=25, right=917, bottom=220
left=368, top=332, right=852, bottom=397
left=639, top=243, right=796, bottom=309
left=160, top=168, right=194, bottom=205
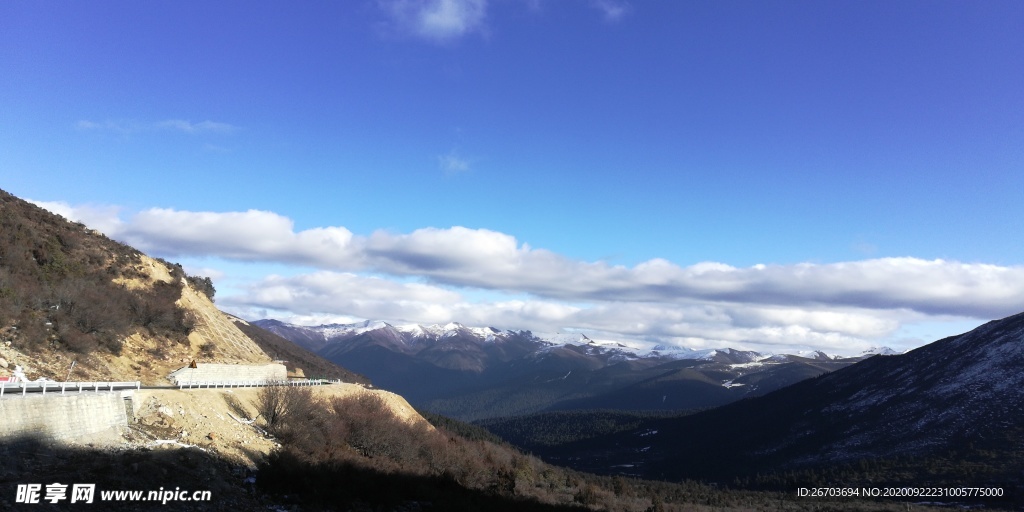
left=76, top=120, right=105, bottom=130
left=154, top=119, right=237, bottom=134
left=376, top=0, right=632, bottom=44
left=27, top=199, right=125, bottom=235
left=77, top=119, right=141, bottom=134
left=438, top=150, right=471, bottom=175
left=366, top=226, right=522, bottom=274
left=182, top=266, right=226, bottom=281
left=381, top=0, right=488, bottom=41
left=590, top=0, right=630, bottom=22
left=121, top=209, right=359, bottom=268
left=76, top=119, right=237, bottom=135
left=224, top=271, right=465, bottom=326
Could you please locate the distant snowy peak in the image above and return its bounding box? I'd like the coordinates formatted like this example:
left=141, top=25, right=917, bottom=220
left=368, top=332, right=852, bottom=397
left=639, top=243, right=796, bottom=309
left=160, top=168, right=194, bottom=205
left=310, top=321, right=512, bottom=343
left=648, top=344, right=694, bottom=356
left=758, top=350, right=854, bottom=362
left=536, top=332, right=650, bottom=358
left=467, top=325, right=502, bottom=340
left=861, top=346, right=900, bottom=356
left=395, top=323, right=428, bottom=337
left=536, top=331, right=599, bottom=346
left=687, top=348, right=764, bottom=363
left=317, top=320, right=391, bottom=338
left=794, top=350, right=839, bottom=361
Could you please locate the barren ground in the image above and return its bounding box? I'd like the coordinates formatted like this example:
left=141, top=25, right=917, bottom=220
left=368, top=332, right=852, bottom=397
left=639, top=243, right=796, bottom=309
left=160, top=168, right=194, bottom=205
left=128, top=383, right=429, bottom=468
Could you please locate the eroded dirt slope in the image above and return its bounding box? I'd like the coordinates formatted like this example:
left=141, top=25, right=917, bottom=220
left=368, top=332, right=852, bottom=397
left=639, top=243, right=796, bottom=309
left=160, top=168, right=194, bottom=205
left=129, top=384, right=429, bottom=468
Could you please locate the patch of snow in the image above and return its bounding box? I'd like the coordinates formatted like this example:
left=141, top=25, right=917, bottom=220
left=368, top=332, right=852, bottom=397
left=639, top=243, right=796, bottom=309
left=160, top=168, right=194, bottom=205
left=150, top=440, right=208, bottom=452
left=861, top=346, right=900, bottom=356
left=318, top=320, right=390, bottom=337
left=396, top=324, right=426, bottom=336
left=469, top=326, right=502, bottom=341
left=729, top=362, right=765, bottom=369
left=535, top=331, right=591, bottom=345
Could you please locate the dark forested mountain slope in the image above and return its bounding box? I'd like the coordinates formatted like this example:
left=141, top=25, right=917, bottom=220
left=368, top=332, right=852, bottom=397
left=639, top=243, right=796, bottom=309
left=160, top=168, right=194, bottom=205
left=546, top=311, right=1024, bottom=491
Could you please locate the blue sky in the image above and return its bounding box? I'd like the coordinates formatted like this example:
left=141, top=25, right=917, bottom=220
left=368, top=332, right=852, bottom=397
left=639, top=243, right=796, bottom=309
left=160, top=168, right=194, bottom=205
left=3, top=1, right=1023, bottom=354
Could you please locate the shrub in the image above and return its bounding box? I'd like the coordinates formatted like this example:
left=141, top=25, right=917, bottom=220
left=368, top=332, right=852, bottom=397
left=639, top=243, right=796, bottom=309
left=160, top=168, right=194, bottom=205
left=186, top=275, right=216, bottom=301
left=253, top=384, right=321, bottom=439
left=198, top=342, right=216, bottom=357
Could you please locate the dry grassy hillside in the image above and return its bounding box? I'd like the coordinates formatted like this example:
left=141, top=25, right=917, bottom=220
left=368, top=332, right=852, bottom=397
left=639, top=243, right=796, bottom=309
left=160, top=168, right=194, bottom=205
left=0, top=248, right=272, bottom=383
left=0, top=188, right=356, bottom=385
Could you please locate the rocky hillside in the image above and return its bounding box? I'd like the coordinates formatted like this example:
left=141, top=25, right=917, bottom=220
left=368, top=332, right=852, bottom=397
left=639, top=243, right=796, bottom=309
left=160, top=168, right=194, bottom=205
left=0, top=188, right=362, bottom=385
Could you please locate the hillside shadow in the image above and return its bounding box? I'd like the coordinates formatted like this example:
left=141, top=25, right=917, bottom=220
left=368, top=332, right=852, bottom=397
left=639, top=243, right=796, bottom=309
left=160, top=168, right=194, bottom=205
left=258, top=452, right=585, bottom=512
left=0, top=434, right=258, bottom=511
left=257, top=450, right=586, bottom=512
left=0, top=435, right=584, bottom=511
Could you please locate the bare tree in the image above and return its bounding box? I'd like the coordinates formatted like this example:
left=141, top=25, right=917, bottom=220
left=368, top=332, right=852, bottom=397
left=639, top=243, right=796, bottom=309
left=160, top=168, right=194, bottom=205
left=254, top=382, right=316, bottom=435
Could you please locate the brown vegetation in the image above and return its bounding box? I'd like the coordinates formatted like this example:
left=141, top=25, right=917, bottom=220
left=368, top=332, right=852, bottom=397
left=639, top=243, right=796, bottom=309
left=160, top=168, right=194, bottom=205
left=0, top=190, right=202, bottom=360
left=0, top=189, right=269, bottom=383
left=250, top=386, right=947, bottom=511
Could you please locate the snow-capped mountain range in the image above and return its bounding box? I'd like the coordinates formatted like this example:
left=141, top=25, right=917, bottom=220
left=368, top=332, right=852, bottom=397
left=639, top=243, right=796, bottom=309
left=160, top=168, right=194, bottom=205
left=317, top=320, right=506, bottom=342
left=257, top=318, right=893, bottom=362
left=255, top=318, right=884, bottom=420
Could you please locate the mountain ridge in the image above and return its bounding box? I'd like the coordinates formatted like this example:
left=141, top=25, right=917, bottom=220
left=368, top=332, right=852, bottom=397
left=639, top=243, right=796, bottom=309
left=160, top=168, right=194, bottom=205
left=255, top=318, right=886, bottom=362
left=255, top=318, right=880, bottom=420
left=541, top=310, right=1024, bottom=492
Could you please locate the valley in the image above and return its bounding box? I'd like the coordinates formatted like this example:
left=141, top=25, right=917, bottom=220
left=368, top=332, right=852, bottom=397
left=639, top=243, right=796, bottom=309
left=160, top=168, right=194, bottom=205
left=7, top=1, right=1023, bottom=508
left=259, top=311, right=1024, bottom=510
left=4, top=190, right=954, bottom=509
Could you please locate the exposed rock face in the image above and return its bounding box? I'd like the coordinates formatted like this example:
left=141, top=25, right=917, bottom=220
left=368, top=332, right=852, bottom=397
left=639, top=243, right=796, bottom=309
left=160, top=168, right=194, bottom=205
left=176, top=279, right=270, bottom=365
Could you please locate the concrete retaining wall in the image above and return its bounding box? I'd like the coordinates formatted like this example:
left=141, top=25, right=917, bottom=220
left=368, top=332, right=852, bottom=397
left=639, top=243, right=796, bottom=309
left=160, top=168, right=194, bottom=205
left=168, top=363, right=287, bottom=385
left=0, top=391, right=130, bottom=442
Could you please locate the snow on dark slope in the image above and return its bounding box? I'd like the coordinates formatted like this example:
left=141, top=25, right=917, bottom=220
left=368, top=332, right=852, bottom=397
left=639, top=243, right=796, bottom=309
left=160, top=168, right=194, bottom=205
left=552, top=311, right=1024, bottom=483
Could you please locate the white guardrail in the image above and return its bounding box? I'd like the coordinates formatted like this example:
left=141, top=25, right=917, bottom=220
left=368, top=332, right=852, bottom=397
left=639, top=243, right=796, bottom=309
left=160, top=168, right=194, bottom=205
left=0, top=379, right=344, bottom=398
left=176, top=379, right=342, bottom=390
left=0, top=381, right=141, bottom=398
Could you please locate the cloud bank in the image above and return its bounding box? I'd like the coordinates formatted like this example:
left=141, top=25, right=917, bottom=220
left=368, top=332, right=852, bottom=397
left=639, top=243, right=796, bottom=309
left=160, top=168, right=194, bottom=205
left=109, top=207, right=1023, bottom=319
left=35, top=201, right=1019, bottom=353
